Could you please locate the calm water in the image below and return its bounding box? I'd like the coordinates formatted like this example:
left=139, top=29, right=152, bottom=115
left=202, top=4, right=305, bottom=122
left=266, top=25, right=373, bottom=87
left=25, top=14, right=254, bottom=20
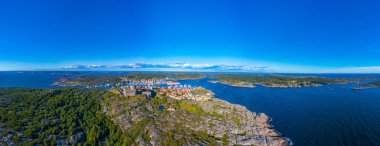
left=1, top=71, right=380, bottom=146
left=180, top=78, right=380, bottom=146
left=0, top=71, right=130, bottom=88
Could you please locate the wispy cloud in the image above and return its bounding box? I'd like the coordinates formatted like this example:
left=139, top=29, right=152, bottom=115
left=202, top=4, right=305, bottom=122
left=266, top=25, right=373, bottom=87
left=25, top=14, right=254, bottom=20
left=62, top=63, right=270, bottom=72
left=324, top=66, right=380, bottom=73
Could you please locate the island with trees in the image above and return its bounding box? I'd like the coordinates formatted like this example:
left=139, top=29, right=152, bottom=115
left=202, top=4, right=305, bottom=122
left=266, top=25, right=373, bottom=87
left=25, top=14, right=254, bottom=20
left=352, top=81, right=380, bottom=90
left=54, top=73, right=355, bottom=89
left=53, top=73, right=204, bottom=87
left=210, top=74, right=352, bottom=88
left=0, top=87, right=289, bottom=145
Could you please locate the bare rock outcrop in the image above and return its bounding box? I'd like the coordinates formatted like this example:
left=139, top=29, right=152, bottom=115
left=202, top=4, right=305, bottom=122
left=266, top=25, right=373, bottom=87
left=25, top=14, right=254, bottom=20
left=104, top=94, right=290, bottom=146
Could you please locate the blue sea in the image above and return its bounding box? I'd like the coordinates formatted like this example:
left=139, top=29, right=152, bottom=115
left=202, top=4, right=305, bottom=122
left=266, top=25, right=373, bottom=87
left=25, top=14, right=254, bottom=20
left=1, top=71, right=380, bottom=146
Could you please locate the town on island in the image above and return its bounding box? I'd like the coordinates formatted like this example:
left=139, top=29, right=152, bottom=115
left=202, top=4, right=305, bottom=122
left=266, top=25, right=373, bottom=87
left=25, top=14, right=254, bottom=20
left=2, top=73, right=379, bottom=145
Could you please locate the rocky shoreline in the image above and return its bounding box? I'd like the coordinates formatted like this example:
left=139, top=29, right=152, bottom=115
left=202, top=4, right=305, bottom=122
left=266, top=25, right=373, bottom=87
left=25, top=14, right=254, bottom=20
left=0, top=85, right=290, bottom=145
left=217, top=81, right=326, bottom=88
left=103, top=89, right=290, bottom=146
left=258, top=83, right=322, bottom=88
left=211, top=74, right=352, bottom=89
left=211, top=79, right=324, bottom=88
left=187, top=98, right=290, bottom=145
left=209, top=80, right=256, bottom=88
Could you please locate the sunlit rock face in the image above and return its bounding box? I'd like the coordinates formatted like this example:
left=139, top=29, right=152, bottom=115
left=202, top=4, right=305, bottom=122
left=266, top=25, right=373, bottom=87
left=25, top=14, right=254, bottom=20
left=104, top=90, right=290, bottom=146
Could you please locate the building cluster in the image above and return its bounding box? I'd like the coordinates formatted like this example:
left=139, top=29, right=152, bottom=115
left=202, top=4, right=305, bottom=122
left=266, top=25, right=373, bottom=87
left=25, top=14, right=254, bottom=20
left=158, top=85, right=213, bottom=101
left=121, top=77, right=182, bottom=87
left=121, top=78, right=167, bottom=86
left=117, top=82, right=213, bottom=101
left=166, top=81, right=180, bottom=85
left=119, top=85, right=156, bottom=97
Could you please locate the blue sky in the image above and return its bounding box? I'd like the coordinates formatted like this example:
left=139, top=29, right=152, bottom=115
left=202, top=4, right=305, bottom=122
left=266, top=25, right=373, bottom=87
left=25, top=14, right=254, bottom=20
left=0, top=0, right=380, bottom=72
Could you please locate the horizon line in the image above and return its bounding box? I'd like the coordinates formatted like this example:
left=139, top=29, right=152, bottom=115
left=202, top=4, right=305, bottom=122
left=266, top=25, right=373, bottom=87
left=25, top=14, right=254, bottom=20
left=2, top=62, right=380, bottom=73
left=1, top=70, right=380, bottom=74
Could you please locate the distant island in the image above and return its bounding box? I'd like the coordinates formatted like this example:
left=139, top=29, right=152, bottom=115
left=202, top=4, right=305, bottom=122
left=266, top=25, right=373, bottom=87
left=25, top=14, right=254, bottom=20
left=352, top=81, right=380, bottom=90
left=211, top=74, right=352, bottom=88
left=53, top=73, right=354, bottom=89
left=368, top=81, right=380, bottom=87
left=53, top=73, right=204, bottom=87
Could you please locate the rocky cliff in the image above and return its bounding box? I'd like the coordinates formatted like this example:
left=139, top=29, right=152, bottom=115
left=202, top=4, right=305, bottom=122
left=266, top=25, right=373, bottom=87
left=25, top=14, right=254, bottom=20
left=103, top=92, right=289, bottom=146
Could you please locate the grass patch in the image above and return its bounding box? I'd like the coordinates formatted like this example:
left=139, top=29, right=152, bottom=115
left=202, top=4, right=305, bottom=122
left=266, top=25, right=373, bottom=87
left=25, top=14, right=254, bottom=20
left=179, top=102, right=206, bottom=115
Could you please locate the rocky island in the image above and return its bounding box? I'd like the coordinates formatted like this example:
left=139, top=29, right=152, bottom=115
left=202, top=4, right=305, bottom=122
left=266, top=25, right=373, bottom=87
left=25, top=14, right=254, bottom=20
left=351, top=81, right=380, bottom=90
left=1, top=85, right=289, bottom=145
left=367, top=81, right=380, bottom=87
left=211, top=74, right=351, bottom=88
left=219, top=80, right=255, bottom=88
left=105, top=86, right=289, bottom=146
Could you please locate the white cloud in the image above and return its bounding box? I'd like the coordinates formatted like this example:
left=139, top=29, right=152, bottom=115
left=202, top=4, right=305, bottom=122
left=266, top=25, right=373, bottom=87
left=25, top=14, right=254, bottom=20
left=3, top=60, right=380, bottom=73
left=62, top=63, right=270, bottom=72
left=324, top=66, right=380, bottom=73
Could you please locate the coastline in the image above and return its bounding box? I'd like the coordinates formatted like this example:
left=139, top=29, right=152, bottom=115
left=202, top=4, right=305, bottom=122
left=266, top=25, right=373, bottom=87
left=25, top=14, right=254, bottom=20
left=2, top=72, right=380, bottom=145
left=50, top=76, right=290, bottom=145
left=204, top=97, right=291, bottom=145
left=104, top=87, right=290, bottom=146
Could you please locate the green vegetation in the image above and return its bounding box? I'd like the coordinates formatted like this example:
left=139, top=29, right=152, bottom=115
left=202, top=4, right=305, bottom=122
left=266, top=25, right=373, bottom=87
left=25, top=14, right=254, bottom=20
left=0, top=88, right=127, bottom=145
left=103, top=89, right=224, bottom=145
left=58, top=75, right=124, bottom=86
left=190, top=88, right=211, bottom=95
left=222, top=133, right=228, bottom=146
left=179, top=102, right=225, bottom=120
left=127, top=73, right=203, bottom=80
left=56, top=73, right=205, bottom=86
left=0, top=86, right=283, bottom=145
left=171, top=74, right=204, bottom=80
left=212, top=74, right=350, bottom=87
left=124, top=74, right=168, bottom=80
left=179, top=102, right=206, bottom=115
